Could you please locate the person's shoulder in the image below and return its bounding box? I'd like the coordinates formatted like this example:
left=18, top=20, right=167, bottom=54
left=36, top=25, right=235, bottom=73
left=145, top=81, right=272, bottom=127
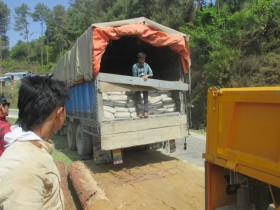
left=0, top=120, right=9, bottom=125
left=144, top=63, right=151, bottom=67
left=0, top=141, right=53, bottom=169
left=132, top=63, right=139, bottom=70
left=4, top=141, right=50, bottom=158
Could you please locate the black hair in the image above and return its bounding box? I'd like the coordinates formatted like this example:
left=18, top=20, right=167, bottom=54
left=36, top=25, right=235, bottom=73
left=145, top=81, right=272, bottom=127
left=0, top=100, right=6, bottom=105
left=16, top=75, right=70, bottom=131
left=137, top=52, right=146, bottom=58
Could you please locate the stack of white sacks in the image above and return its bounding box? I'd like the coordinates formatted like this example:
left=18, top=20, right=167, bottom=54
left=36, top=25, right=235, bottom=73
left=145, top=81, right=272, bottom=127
left=103, top=91, right=177, bottom=120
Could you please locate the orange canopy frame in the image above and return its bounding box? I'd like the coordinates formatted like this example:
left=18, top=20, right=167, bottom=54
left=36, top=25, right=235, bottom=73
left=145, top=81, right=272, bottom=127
left=92, top=23, right=190, bottom=77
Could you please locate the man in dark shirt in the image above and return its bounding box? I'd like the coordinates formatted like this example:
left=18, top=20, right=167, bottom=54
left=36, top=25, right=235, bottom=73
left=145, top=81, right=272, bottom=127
left=132, top=52, right=153, bottom=118
left=0, top=93, right=11, bottom=156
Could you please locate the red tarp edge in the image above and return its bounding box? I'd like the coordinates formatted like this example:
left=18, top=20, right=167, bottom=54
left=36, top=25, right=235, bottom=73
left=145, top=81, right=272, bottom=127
left=92, top=23, right=191, bottom=77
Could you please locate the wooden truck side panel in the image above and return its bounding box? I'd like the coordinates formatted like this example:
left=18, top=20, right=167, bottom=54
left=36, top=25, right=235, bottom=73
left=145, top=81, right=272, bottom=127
left=101, top=115, right=187, bottom=150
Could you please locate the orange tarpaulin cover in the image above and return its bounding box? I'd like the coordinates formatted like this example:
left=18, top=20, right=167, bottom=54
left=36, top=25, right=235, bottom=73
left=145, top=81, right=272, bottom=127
left=92, top=23, right=190, bottom=77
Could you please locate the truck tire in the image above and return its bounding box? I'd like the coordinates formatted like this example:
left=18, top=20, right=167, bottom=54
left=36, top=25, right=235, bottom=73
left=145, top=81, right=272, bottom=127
left=67, top=122, right=77, bottom=151
left=76, top=124, right=93, bottom=158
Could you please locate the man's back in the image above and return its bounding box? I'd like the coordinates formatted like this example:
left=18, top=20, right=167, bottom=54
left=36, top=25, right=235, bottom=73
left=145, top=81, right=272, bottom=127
left=0, top=140, right=64, bottom=209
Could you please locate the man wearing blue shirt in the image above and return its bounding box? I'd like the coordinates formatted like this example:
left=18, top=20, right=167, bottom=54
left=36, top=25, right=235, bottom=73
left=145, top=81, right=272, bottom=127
left=132, top=52, right=153, bottom=118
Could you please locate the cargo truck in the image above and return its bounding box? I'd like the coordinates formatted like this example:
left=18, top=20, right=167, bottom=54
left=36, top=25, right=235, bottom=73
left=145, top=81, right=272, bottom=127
left=204, top=86, right=280, bottom=210
left=52, top=17, right=191, bottom=164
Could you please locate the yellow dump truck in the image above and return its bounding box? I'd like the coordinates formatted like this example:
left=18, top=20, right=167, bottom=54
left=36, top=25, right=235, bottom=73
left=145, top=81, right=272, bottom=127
left=203, top=86, right=280, bottom=210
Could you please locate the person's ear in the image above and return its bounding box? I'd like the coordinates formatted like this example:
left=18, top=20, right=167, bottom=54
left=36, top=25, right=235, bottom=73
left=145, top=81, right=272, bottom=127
left=56, top=107, right=64, bottom=120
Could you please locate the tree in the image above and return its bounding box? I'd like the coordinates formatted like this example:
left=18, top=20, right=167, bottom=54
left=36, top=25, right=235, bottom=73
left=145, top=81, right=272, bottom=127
left=69, top=0, right=96, bottom=31
left=32, top=3, right=50, bottom=66
left=9, top=41, right=28, bottom=61
left=0, top=1, right=10, bottom=61
left=45, top=11, right=55, bottom=65
left=151, top=0, right=196, bottom=29
left=126, top=0, right=153, bottom=19
left=53, top=5, right=69, bottom=56
left=14, top=3, right=31, bottom=62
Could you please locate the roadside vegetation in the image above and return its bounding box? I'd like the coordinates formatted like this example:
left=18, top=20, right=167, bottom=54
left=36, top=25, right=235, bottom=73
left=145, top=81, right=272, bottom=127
left=0, top=81, right=20, bottom=109
left=1, top=0, right=279, bottom=130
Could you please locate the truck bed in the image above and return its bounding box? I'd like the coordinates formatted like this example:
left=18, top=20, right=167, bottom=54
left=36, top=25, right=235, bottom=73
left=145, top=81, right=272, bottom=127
left=204, top=86, right=280, bottom=188
left=65, top=72, right=188, bottom=151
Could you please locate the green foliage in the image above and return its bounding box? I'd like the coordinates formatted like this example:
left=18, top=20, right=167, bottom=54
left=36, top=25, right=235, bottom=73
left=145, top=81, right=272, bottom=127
left=53, top=5, right=70, bottom=56
left=126, top=0, right=153, bottom=19
left=38, top=62, right=54, bottom=74
left=9, top=42, right=28, bottom=61
left=180, top=0, right=280, bottom=128
left=68, top=0, right=97, bottom=35
left=51, top=134, right=81, bottom=166
left=1, top=48, right=9, bottom=59
left=0, top=1, right=10, bottom=48
left=32, top=3, right=50, bottom=24
left=6, top=117, right=16, bottom=125
left=14, top=3, right=30, bottom=40
left=32, top=3, right=50, bottom=66
left=1, top=80, right=20, bottom=109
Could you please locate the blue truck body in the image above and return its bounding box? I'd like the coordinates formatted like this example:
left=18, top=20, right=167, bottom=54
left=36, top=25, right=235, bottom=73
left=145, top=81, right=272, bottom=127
left=66, top=81, right=96, bottom=118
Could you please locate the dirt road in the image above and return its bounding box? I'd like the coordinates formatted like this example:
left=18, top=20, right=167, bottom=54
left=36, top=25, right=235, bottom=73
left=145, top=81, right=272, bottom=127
left=83, top=148, right=205, bottom=210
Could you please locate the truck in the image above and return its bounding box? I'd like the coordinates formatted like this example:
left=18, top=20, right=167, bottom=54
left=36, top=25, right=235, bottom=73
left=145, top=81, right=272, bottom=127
left=204, top=86, right=280, bottom=210
left=52, top=17, right=191, bottom=164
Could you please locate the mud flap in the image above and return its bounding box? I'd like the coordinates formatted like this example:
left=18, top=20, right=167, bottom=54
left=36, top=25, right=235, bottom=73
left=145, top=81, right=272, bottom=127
left=169, top=139, right=176, bottom=153
left=205, top=161, right=237, bottom=210
left=93, top=147, right=112, bottom=164
left=112, top=149, right=123, bottom=164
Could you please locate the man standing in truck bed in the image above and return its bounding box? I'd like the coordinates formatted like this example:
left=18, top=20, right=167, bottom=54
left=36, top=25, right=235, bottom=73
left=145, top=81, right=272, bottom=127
left=132, top=52, right=153, bottom=118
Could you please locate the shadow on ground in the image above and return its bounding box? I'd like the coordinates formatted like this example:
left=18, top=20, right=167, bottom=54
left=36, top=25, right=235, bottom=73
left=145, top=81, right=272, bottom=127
left=84, top=148, right=178, bottom=174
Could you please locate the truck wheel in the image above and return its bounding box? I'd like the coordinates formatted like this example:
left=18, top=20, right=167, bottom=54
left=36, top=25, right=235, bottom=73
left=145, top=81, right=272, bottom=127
left=67, top=122, right=77, bottom=151
left=76, top=124, right=93, bottom=158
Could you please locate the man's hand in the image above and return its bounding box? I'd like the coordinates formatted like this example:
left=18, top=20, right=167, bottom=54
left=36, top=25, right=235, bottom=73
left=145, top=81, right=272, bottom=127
left=144, top=75, right=149, bottom=81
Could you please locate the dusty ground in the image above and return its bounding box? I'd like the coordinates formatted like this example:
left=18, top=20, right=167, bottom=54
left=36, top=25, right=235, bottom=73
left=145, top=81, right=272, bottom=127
left=83, top=148, right=205, bottom=210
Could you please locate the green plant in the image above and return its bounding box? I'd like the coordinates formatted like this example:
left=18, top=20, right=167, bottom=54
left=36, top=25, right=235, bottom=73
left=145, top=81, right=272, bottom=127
left=7, top=117, right=17, bottom=125
left=51, top=134, right=80, bottom=166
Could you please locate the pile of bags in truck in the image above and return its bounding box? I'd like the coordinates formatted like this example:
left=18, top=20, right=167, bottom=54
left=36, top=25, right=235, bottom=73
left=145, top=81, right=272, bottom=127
left=103, top=90, right=177, bottom=120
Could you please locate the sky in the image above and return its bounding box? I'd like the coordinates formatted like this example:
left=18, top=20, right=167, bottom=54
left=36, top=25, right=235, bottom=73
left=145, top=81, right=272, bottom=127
left=2, top=0, right=70, bottom=48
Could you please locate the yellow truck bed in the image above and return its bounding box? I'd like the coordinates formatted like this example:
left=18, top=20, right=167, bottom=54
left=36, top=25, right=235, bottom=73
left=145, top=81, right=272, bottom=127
left=204, top=86, right=280, bottom=210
